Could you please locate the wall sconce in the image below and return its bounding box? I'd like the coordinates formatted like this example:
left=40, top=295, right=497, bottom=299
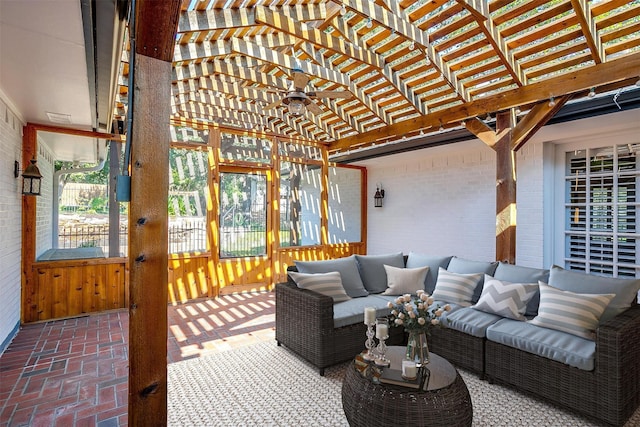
left=374, top=185, right=385, bottom=208
left=15, top=159, right=43, bottom=196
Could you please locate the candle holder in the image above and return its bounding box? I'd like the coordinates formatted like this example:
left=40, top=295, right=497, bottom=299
left=374, top=318, right=391, bottom=367
left=363, top=323, right=376, bottom=361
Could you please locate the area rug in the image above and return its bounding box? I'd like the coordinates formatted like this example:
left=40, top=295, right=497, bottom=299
left=168, top=341, right=640, bottom=426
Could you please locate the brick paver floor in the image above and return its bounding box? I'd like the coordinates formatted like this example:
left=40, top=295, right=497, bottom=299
left=0, top=291, right=275, bottom=426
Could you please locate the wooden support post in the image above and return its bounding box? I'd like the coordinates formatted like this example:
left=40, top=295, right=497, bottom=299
left=495, top=111, right=517, bottom=264
left=127, top=53, right=171, bottom=425
left=21, top=124, right=38, bottom=323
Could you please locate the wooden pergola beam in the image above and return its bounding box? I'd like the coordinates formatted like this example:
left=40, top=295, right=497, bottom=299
left=570, top=0, right=604, bottom=64
left=511, top=95, right=571, bottom=151
left=330, top=51, right=640, bottom=152
left=343, top=0, right=466, bottom=100
left=457, top=0, right=525, bottom=86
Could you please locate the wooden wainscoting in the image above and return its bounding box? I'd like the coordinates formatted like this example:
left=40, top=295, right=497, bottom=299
left=24, top=243, right=366, bottom=322
left=168, top=253, right=212, bottom=303
left=28, top=258, right=128, bottom=323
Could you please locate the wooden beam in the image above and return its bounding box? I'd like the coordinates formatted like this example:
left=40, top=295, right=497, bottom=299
left=511, top=95, right=571, bottom=151
left=570, top=0, right=603, bottom=64
left=457, top=0, right=525, bottom=86
left=127, top=43, right=173, bottom=427
left=494, top=110, right=517, bottom=264
left=174, top=61, right=288, bottom=90
left=21, top=124, right=38, bottom=323
left=255, top=6, right=424, bottom=119
left=343, top=0, right=467, bottom=99
left=135, top=0, right=181, bottom=61
left=330, top=51, right=640, bottom=152
left=178, top=8, right=256, bottom=32
left=27, top=123, right=125, bottom=141
left=464, top=117, right=496, bottom=148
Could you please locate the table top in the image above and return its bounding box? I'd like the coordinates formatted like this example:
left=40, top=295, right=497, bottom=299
left=354, top=346, right=457, bottom=391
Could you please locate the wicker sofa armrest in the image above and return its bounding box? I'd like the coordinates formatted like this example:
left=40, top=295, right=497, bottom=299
left=275, top=281, right=336, bottom=370
left=594, top=304, right=640, bottom=424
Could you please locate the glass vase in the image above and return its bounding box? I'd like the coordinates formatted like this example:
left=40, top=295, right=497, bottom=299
left=405, top=329, right=430, bottom=367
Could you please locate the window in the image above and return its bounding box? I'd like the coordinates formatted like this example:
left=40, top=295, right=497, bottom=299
left=219, top=172, right=267, bottom=257
left=168, top=148, right=208, bottom=253
left=564, top=145, right=640, bottom=278
left=279, top=162, right=321, bottom=247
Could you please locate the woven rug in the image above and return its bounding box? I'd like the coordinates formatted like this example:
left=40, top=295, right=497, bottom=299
left=168, top=341, right=640, bottom=426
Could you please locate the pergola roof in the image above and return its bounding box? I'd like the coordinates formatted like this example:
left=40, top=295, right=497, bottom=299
left=114, top=0, right=640, bottom=153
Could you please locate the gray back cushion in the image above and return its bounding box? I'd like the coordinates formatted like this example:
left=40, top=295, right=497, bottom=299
left=295, top=255, right=368, bottom=297
left=355, top=252, right=405, bottom=293
left=548, top=265, right=640, bottom=322
left=493, top=262, right=549, bottom=316
left=405, top=253, right=452, bottom=294
left=446, top=257, right=498, bottom=303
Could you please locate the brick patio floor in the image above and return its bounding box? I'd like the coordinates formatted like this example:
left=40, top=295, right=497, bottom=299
left=0, top=291, right=275, bottom=427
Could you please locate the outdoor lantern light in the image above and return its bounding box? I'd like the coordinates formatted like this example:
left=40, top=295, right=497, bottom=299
left=21, top=158, right=43, bottom=196
left=287, top=98, right=306, bottom=116
left=374, top=185, right=385, bottom=208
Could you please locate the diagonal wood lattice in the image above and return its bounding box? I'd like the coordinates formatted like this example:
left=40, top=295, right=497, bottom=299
left=114, top=0, right=640, bottom=154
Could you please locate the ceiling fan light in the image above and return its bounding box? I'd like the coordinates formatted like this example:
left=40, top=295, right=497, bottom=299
left=288, top=99, right=306, bottom=116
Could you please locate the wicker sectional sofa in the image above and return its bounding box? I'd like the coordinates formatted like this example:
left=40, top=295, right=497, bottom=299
left=275, top=253, right=640, bottom=426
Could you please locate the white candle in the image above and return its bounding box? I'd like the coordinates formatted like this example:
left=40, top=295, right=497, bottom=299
left=364, top=307, right=376, bottom=325
left=402, top=360, right=417, bottom=379
left=375, top=323, right=388, bottom=339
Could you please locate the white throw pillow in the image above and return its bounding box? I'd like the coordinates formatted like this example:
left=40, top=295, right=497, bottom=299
left=431, top=268, right=483, bottom=306
left=529, top=282, right=615, bottom=340
left=288, top=271, right=351, bottom=303
left=472, top=275, right=538, bottom=320
left=381, top=265, right=429, bottom=295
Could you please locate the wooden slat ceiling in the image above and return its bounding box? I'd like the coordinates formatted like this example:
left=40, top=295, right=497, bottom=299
left=114, top=0, right=640, bottom=154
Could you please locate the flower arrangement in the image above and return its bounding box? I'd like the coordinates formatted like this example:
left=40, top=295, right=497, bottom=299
left=386, top=290, right=451, bottom=332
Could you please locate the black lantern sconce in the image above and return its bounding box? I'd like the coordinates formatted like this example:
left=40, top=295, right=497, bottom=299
left=15, top=159, right=43, bottom=196
left=374, top=184, right=385, bottom=208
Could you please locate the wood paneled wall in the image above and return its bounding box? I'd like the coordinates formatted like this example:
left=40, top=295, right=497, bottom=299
left=25, top=242, right=365, bottom=322
left=27, top=258, right=127, bottom=322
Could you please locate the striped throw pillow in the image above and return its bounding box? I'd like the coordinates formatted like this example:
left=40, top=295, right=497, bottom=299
left=472, top=275, right=538, bottom=320
left=431, top=268, right=483, bottom=307
left=288, top=271, right=351, bottom=303
left=529, top=282, right=615, bottom=340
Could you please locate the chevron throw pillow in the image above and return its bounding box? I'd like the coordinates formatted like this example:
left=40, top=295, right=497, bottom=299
left=472, top=275, right=538, bottom=320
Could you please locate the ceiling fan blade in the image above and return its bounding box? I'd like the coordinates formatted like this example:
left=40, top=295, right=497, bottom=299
left=293, top=71, right=310, bottom=91
left=263, top=99, right=283, bottom=111
left=307, top=90, right=353, bottom=99
left=306, top=101, right=323, bottom=115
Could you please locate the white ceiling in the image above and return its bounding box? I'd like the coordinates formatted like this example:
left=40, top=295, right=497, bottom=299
left=0, top=0, right=102, bottom=162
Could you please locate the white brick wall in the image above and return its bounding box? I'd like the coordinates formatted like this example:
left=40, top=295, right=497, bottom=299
left=355, top=140, right=498, bottom=262
left=0, top=95, right=23, bottom=353
left=35, top=142, right=54, bottom=258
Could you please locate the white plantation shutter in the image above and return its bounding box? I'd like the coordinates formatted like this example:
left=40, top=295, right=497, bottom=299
left=564, top=145, right=640, bottom=278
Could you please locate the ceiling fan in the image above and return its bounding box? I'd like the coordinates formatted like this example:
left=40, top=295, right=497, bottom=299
left=262, top=69, right=352, bottom=116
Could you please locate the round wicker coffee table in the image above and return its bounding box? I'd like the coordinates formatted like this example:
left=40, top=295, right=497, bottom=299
left=342, top=347, right=472, bottom=427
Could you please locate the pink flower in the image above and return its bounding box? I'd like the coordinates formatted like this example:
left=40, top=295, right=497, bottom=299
left=417, top=317, right=426, bottom=325
left=387, top=302, right=394, bottom=309
left=427, top=297, right=435, bottom=305
left=416, top=290, right=424, bottom=296
left=391, top=310, right=398, bottom=316
left=409, top=311, right=416, bottom=319
left=431, top=319, right=440, bottom=325
left=444, top=304, right=452, bottom=312
left=395, top=319, right=404, bottom=325
left=435, top=309, right=444, bottom=317
left=420, top=293, right=429, bottom=302
left=403, top=294, right=412, bottom=303
left=417, top=303, right=425, bottom=310
left=398, top=312, right=405, bottom=319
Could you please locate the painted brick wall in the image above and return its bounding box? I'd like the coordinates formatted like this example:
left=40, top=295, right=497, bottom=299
left=0, top=95, right=24, bottom=353
left=355, top=140, right=499, bottom=262
left=515, top=140, right=545, bottom=268
left=35, top=142, right=54, bottom=258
